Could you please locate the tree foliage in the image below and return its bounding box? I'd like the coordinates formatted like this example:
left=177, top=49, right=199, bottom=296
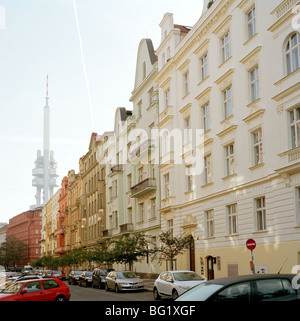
left=0, top=235, right=28, bottom=269
left=151, top=231, right=190, bottom=269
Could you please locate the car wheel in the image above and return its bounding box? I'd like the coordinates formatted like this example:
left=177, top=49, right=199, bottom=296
left=115, top=284, right=120, bottom=293
left=172, top=289, right=179, bottom=300
left=153, top=287, right=161, bottom=300
left=55, top=295, right=67, bottom=302
left=105, top=283, right=110, bottom=291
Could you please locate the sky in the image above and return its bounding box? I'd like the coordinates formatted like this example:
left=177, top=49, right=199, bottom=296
left=0, top=0, right=204, bottom=223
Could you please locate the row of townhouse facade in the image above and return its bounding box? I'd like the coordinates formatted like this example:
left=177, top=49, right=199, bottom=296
left=40, top=0, right=300, bottom=279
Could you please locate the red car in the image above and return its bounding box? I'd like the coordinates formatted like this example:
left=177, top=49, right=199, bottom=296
left=51, top=271, right=66, bottom=280
left=0, top=278, right=71, bottom=301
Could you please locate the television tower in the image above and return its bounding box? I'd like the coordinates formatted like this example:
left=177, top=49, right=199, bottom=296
left=31, top=75, right=58, bottom=209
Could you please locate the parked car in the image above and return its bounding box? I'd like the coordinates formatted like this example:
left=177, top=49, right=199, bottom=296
left=22, top=266, right=34, bottom=275
left=153, top=270, right=206, bottom=300
left=79, top=271, right=93, bottom=287
left=175, top=274, right=300, bottom=302
left=105, top=271, right=144, bottom=292
left=92, top=268, right=115, bottom=289
left=51, top=271, right=66, bottom=280
left=68, top=270, right=83, bottom=285
left=41, top=270, right=52, bottom=278
left=0, top=278, right=71, bottom=301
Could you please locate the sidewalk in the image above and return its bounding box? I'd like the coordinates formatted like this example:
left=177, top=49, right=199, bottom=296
left=142, top=279, right=155, bottom=292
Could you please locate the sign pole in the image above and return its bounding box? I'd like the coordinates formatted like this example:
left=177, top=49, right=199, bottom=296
left=251, top=250, right=255, bottom=275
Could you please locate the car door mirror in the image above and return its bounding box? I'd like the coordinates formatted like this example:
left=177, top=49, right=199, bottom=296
left=21, top=289, right=27, bottom=294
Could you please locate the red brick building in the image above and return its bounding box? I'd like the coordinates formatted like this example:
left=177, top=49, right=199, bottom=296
left=7, top=209, right=42, bottom=267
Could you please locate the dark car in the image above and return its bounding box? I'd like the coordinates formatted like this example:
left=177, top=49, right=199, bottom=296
left=79, top=271, right=93, bottom=287
left=68, top=270, right=83, bottom=285
left=92, top=268, right=115, bottom=289
left=176, top=274, right=300, bottom=302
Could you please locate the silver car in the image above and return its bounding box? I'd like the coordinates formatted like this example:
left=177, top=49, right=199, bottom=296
left=105, top=271, right=144, bottom=292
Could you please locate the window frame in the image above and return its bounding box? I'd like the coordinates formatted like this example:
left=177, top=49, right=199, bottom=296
left=221, top=32, right=231, bottom=63
left=224, top=143, right=235, bottom=176
left=247, top=7, right=256, bottom=39
left=252, top=128, right=263, bottom=166
left=289, top=106, right=300, bottom=149
left=227, top=203, right=238, bottom=235
left=286, top=32, right=300, bottom=75
left=249, top=66, right=260, bottom=102
left=255, top=196, right=266, bottom=231
left=205, top=209, right=214, bottom=238
left=223, top=86, right=232, bottom=119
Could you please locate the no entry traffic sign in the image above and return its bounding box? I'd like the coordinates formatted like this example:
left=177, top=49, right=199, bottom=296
left=246, top=239, right=256, bottom=251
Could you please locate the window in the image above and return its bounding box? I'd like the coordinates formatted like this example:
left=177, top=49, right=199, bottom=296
left=112, top=211, right=118, bottom=228
left=205, top=210, right=214, bottom=237
left=223, top=87, right=232, bottom=119
left=256, top=279, right=295, bottom=301
left=23, top=281, right=42, bottom=293
left=255, top=196, right=266, bottom=231
left=184, top=117, right=191, bottom=144
left=286, top=33, right=300, bottom=74
left=150, top=198, right=156, bottom=219
left=138, top=203, right=144, bottom=222
left=227, top=204, right=238, bottom=235
left=163, top=173, right=170, bottom=198
left=247, top=7, right=256, bottom=39
left=211, top=282, right=251, bottom=302
left=167, top=219, right=173, bottom=236
left=202, top=104, right=210, bottom=131
left=183, top=71, right=189, bottom=95
left=138, top=167, right=144, bottom=183
left=204, top=154, right=212, bottom=185
left=186, top=166, right=193, bottom=192
left=252, top=128, right=263, bottom=166
left=225, top=143, right=235, bottom=176
left=289, top=106, right=300, bottom=148
left=221, top=33, right=231, bottom=62
left=200, top=54, right=208, bottom=80
left=165, top=88, right=170, bottom=108
left=41, top=280, right=59, bottom=290
left=250, top=67, right=259, bottom=102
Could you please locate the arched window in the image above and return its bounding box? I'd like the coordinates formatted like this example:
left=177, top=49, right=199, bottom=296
left=286, top=32, right=300, bottom=74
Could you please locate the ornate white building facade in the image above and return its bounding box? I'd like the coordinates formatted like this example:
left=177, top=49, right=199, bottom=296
left=155, top=0, right=300, bottom=278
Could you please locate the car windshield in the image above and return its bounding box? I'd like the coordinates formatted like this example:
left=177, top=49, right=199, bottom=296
left=176, top=283, right=224, bottom=301
left=2, top=282, right=23, bottom=294
left=53, top=271, right=61, bottom=274
left=74, top=271, right=82, bottom=275
left=85, top=272, right=93, bottom=277
left=173, top=272, right=204, bottom=281
left=117, top=272, right=137, bottom=279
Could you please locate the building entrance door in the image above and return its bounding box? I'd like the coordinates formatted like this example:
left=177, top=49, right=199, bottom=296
left=207, top=256, right=215, bottom=280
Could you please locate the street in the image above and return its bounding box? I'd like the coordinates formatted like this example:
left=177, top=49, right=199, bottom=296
left=67, top=282, right=155, bottom=301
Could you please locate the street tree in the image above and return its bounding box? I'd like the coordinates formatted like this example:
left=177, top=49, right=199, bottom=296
left=0, top=235, right=28, bottom=270
left=152, top=231, right=190, bottom=270
left=110, top=233, right=150, bottom=271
